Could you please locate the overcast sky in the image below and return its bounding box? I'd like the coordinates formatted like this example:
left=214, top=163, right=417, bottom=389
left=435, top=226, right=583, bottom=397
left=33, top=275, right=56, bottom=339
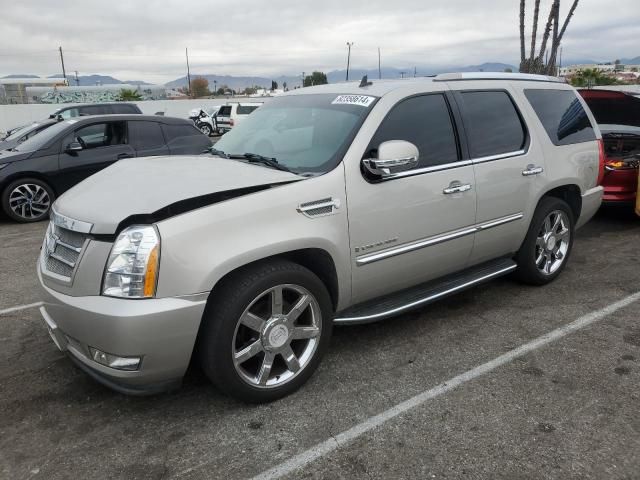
left=0, top=0, right=637, bottom=83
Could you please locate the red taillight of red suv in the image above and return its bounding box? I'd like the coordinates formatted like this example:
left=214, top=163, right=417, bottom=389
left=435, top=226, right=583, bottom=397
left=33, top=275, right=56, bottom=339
left=597, top=139, right=605, bottom=185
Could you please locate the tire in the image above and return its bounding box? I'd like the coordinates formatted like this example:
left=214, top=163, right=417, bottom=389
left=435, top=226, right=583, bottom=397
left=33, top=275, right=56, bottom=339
left=198, top=124, right=212, bottom=136
left=514, top=196, right=575, bottom=285
left=198, top=259, right=333, bottom=403
left=2, top=178, right=54, bottom=223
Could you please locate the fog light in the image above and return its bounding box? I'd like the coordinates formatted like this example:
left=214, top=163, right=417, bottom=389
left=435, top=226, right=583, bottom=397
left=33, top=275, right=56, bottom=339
left=89, top=347, right=141, bottom=371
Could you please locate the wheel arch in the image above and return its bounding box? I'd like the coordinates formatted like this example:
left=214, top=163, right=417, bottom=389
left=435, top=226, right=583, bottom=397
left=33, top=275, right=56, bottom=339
left=539, top=184, right=582, bottom=221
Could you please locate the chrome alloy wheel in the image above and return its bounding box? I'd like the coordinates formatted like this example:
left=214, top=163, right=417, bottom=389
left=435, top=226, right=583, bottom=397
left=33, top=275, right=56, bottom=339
left=9, top=183, right=50, bottom=220
left=535, top=210, right=570, bottom=275
left=232, top=284, right=322, bottom=388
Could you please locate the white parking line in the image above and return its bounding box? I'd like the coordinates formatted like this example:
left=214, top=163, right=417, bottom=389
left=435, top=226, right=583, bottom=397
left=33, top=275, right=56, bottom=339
left=0, top=302, right=43, bottom=316
left=242, top=291, right=640, bottom=480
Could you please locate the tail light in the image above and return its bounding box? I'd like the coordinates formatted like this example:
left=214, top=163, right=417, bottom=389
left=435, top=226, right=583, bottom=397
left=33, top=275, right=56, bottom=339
left=230, top=118, right=235, bottom=127
left=605, top=158, right=640, bottom=171
left=597, top=139, right=605, bottom=185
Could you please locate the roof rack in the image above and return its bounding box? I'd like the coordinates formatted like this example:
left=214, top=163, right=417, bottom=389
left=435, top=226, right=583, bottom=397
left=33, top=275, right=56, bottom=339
left=433, top=72, right=564, bottom=83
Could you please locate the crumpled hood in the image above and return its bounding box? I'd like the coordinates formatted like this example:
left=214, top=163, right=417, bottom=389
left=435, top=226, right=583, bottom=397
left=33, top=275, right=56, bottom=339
left=55, top=155, right=302, bottom=234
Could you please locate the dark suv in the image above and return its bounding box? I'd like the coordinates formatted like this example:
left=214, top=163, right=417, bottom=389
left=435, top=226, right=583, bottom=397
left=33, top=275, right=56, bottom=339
left=0, top=115, right=212, bottom=222
left=49, top=103, right=142, bottom=120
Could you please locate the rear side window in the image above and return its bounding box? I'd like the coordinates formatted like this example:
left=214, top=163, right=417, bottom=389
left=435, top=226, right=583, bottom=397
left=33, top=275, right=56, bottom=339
left=524, top=89, right=596, bottom=146
left=457, top=91, right=526, bottom=158
left=112, top=104, right=141, bottom=114
left=218, top=106, right=232, bottom=116
left=368, top=94, right=459, bottom=169
left=79, top=105, right=108, bottom=116
left=162, top=124, right=202, bottom=140
left=129, top=121, right=165, bottom=149
left=237, top=105, right=259, bottom=115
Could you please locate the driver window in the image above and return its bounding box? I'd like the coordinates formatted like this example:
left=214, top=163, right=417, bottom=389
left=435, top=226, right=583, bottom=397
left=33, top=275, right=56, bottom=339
left=367, top=94, right=459, bottom=169
left=74, top=122, right=126, bottom=150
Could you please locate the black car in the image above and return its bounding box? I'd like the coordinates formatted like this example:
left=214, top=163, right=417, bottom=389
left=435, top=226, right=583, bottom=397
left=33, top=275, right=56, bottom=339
left=0, top=120, right=58, bottom=151
left=49, top=102, right=142, bottom=120
left=0, top=115, right=212, bottom=222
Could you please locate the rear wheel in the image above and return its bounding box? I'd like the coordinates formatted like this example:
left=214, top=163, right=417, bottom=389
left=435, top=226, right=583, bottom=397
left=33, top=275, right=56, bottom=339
left=2, top=178, right=54, bottom=223
left=198, top=260, right=333, bottom=402
left=515, top=196, right=574, bottom=285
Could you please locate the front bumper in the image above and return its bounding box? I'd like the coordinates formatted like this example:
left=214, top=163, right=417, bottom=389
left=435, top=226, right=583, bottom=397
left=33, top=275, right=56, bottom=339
left=576, top=186, right=604, bottom=229
left=38, top=268, right=208, bottom=395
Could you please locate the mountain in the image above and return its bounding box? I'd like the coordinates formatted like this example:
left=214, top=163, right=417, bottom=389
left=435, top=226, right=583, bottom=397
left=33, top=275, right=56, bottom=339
left=48, top=74, right=125, bottom=86
left=621, top=56, right=640, bottom=65
left=2, top=74, right=40, bottom=78
left=165, top=74, right=300, bottom=90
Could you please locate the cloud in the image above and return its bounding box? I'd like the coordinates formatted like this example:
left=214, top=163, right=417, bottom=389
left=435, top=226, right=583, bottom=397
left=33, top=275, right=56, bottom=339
left=0, top=0, right=636, bottom=83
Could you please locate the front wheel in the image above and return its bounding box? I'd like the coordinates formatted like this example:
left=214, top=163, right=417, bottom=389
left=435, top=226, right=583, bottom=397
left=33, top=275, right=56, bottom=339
left=198, top=260, right=333, bottom=402
left=198, top=123, right=212, bottom=136
left=514, top=196, right=574, bottom=285
left=2, top=178, right=54, bottom=223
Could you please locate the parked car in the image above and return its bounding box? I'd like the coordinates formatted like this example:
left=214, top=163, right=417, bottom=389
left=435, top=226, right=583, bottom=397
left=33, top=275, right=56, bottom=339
left=1, top=115, right=211, bottom=222
left=188, top=106, right=220, bottom=136
left=579, top=89, right=640, bottom=205
left=49, top=102, right=143, bottom=120
left=1, top=103, right=144, bottom=141
left=0, top=119, right=58, bottom=151
left=216, top=102, right=262, bottom=133
left=37, top=73, right=602, bottom=402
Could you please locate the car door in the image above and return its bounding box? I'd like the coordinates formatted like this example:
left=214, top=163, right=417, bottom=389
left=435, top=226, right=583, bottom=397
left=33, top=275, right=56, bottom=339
left=128, top=120, right=169, bottom=157
left=345, top=92, right=477, bottom=304
left=161, top=123, right=211, bottom=154
left=57, top=120, right=135, bottom=191
left=450, top=85, right=542, bottom=265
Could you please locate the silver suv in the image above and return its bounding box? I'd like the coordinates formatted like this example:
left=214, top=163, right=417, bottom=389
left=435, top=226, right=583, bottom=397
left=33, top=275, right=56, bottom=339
left=38, top=73, right=603, bottom=402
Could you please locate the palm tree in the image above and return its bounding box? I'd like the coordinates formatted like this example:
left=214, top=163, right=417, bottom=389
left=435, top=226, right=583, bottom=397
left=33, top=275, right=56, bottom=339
left=119, top=88, right=142, bottom=101
left=519, top=0, right=580, bottom=75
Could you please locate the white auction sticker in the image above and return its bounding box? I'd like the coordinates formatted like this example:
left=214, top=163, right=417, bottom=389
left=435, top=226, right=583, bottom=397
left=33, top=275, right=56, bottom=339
left=332, top=95, right=376, bottom=107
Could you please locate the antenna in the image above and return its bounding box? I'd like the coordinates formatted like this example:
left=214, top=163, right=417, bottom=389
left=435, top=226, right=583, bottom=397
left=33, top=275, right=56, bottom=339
left=359, top=75, right=372, bottom=88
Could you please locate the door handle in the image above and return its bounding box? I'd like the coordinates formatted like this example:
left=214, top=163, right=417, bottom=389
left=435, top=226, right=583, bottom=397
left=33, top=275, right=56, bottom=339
left=443, top=183, right=472, bottom=194
left=117, top=153, right=134, bottom=160
left=522, top=165, right=544, bottom=176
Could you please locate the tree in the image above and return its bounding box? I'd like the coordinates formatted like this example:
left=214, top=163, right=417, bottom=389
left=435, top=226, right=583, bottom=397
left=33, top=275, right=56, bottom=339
left=191, top=77, right=209, bottom=98
left=303, top=71, right=328, bottom=87
left=119, top=88, right=142, bottom=101
left=216, top=85, right=228, bottom=96
left=569, top=68, right=620, bottom=87
left=519, top=0, right=580, bottom=75
left=271, top=80, right=278, bottom=91
left=283, top=81, right=288, bottom=91
left=504, top=68, right=514, bottom=73
left=243, top=86, right=258, bottom=96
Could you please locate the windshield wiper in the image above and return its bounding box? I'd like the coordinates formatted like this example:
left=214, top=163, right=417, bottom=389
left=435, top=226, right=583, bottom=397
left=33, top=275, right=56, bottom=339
left=229, top=153, right=295, bottom=173
left=209, top=147, right=229, bottom=158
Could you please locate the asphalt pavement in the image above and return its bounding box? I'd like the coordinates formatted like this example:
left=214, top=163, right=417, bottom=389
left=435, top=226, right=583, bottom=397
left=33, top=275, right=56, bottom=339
left=1, top=206, right=639, bottom=480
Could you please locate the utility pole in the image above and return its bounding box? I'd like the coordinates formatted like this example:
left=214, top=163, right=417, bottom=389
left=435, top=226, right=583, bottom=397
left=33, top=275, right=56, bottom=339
left=213, top=80, right=217, bottom=96
left=346, top=42, right=354, bottom=81
left=74, top=71, right=79, bottom=86
left=400, top=71, right=406, bottom=79
left=414, top=66, right=417, bottom=78
left=185, top=48, right=192, bottom=98
left=58, top=46, right=67, bottom=84
left=378, top=47, right=382, bottom=79
left=302, top=71, right=305, bottom=88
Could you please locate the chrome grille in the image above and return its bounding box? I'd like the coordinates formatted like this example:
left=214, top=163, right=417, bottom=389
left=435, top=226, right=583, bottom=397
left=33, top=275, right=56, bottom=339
left=42, top=221, right=88, bottom=280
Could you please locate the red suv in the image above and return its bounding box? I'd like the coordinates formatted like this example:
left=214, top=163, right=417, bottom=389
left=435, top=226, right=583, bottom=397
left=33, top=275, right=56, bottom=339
left=579, top=89, right=640, bottom=204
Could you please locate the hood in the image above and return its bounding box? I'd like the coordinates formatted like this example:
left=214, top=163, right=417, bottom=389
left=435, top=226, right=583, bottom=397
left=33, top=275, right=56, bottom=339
left=0, top=148, right=33, bottom=164
left=579, top=90, right=640, bottom=128
left=55, top=155, right=302, bottom=234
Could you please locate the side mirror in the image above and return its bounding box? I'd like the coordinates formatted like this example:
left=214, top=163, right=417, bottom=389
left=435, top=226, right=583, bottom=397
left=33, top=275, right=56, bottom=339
left=362, top=140, right=419, bottom=177
left=66, top=141, right=83, bottom=152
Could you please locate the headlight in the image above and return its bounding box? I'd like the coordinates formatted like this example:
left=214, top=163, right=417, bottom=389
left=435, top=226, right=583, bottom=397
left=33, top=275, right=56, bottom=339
left=103, top=225, right=160, bottom=298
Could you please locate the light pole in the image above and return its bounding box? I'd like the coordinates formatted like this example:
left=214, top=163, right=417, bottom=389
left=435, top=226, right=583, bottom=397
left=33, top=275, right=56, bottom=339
left=214, top=80, right=217, bottom=95
left=346, top=42, right=354, bottom=81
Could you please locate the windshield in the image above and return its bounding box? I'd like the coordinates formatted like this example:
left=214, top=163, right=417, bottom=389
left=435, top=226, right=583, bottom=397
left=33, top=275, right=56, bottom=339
left=213, top=93, right=376, bottom=174
left=5, top=123, right=39, bottom=141
left=14, top=120, right=71, bottom=152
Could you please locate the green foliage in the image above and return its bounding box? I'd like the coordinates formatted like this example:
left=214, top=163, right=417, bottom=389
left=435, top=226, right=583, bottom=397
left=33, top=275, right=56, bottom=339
left=303, top=71, right=328, bottom=87
left=119, top=88, right=142, bottom=101
left=570, top=69, right=621, bottom=87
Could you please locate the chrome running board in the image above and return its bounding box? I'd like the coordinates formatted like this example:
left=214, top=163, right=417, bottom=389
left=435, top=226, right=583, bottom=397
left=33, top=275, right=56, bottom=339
left=334, top=258, right=517, bottom=325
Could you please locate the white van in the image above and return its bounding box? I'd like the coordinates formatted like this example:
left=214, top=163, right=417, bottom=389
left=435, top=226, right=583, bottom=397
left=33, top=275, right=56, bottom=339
left=216, top=102, right=262, bottom=133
